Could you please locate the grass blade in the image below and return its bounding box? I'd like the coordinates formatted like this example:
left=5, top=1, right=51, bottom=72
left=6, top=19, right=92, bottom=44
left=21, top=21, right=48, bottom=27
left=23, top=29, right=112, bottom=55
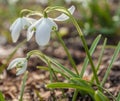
left=19, top=71, right=28, bottom=101
left=0, top=91, right=5, bottom=101
left=47, top=82, right=94, bottom=94
left=91, top=38, right=107, bottom=82
left=116, top=92, right=120, bottom=101
left=79, top=35, right=101, bottom=77
left=94, top=90, right=109, bottom=101
left=27, top=50, right=78, bottom=78
left=101, top=42, right=120, bottom=86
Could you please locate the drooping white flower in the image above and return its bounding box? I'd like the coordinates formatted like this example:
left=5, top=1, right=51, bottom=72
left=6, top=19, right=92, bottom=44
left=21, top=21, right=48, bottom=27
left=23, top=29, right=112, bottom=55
left=36, top=0, right=48, bottom=5
left=8, top=0, right=19, bottom=5
left=27, top=5, right=75, bottom=46
left=10, top=17, right=36, bottom=42
left=7, top=58, right=27, bottom=75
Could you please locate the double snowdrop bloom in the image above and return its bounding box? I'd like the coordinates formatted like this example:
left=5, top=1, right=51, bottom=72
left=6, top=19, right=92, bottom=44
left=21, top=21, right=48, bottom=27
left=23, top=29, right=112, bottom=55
left=27, top=5, right=75, bottom=46
left=10, top=17, right=36, bottom=42
left=7, top=58, right=28, bottom=75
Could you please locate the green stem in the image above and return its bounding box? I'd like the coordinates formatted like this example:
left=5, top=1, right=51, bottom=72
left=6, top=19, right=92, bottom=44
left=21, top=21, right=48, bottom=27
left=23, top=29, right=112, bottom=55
left=19, top=71, right=28, bottom=101
left=43, top=55, right=54, bottom=82
left=70, top=15, right=100, bottom=85
left=68, top=13, right=100, bottom=100
left=55, top=31, right=79, bottom=75
left=55, top=30, right=80, bottom=101
left=72, top=89, right=79, bottom=101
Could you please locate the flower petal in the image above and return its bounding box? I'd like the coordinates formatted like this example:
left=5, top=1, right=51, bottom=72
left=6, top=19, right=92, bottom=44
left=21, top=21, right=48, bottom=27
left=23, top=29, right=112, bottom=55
left=25, top=17, right=36, bottom=24
left=11, top=18, right=22, bottom=42
left=47, top=18, right=58, bottom=30
left=10, top=18, right=20, bottom=31
left=54, top=5, right=75, bottom=21
left=7, top=58, right=24, bottom=70
left=16, top=60, right=27, bottom=75
left=27, top=18, right=43, bottom=41
left=35, top=19, right=51, bottom=46
left=22, top=17, right=36, bottom=29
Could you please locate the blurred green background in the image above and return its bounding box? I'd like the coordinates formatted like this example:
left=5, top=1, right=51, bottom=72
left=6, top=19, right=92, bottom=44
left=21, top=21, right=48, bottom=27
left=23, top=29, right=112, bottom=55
left=0, top=0, right=120, bottom=44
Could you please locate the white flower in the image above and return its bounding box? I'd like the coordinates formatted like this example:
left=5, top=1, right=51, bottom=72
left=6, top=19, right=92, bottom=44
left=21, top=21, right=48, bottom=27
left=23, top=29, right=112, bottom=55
left=27, top=5, right=75, bottom=46
left=8, top=0, right=19, bottom=5
left=7, top=58, right=27, bottom=75
left=10, top=17, right=36, bottom=42
left=36, top=0, right=48, bottom=5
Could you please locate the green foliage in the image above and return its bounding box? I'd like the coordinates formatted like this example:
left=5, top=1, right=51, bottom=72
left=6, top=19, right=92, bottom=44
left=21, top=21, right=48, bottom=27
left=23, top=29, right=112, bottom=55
left=47, top=82, right=94, bottom=94
left=76, top=0, right=120, bottom=36
left=0, top=91, right=5, bottom=101
left=94, top=90, right=109, bottom=101
left=79, top=35, right=101, bottom=77
left=19, top=71, right=28, bottom=101
left=6, top=4, right=120, bottom=101
left=116, top=92, right=120, bottom=101
left=101, top=42, right=120, bottom=86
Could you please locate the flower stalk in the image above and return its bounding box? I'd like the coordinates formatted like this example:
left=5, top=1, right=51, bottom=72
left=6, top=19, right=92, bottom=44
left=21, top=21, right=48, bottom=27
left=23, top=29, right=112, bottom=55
left=69, top=12, right=100, bottom=85
left=54, top=30, right=79, bottom=75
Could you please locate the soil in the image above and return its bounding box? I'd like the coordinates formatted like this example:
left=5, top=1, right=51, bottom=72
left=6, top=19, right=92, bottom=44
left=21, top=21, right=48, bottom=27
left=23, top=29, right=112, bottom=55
left=0, top=33, right=120, bottom=101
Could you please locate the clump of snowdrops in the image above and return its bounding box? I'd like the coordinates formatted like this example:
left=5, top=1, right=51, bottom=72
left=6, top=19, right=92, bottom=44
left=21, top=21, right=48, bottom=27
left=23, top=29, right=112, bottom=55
left=7, top=5, right=120, bottom=101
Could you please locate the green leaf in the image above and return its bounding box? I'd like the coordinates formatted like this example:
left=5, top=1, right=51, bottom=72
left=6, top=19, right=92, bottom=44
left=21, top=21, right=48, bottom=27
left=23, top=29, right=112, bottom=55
left=79, top=35, right=101, bottom=77
left=101, top=42, right=120, bottom=86
left=0, top=91, right=5, bottom=101
left=116, top=92, right=120, bottom=101
left=47, top=82, right=94, bottom=94
left=52, top=60, right=78, bottom=77
left=37, top=66, right=49, bottom=71
left=27, top=50, right=78, bottom=78
left=70, top=78, right=92, bottom=89
left=19, top=71, right=28, bottom=101
left=55, top=30, right=79, bottom=75
left=91, top=38, right=107, bottom=82
left=94, top=90, right=109, bottom=101
left=70, top=77, right=94, bottom=98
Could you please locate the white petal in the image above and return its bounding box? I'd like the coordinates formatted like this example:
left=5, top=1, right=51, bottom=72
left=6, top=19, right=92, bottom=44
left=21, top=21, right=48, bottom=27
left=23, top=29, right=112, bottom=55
left=54, top=5, right=75, bottom=21
left=24, top=17, right=36, bottom=24
left=22, top=17, right=36, bottom=29
left=21, top=17, right=30, bottom=29
left=47, top=18, right=58, bottom=30
left=27, top=18, right=43, bottom=41
left=7, top=58, right=24, bottom=70
left=11, top=18, right=22, bottom=42
left=35, top=19, right=51, bottom=46
left=27, top=29, right=34, bottom=41
left=16, top=60, right=27, bottom=75
left=10, top=18, right=20, bottom=31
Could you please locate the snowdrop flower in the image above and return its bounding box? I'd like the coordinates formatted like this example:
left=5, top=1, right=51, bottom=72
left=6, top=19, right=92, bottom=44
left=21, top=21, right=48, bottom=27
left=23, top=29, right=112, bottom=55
left=8, top=0, right=19, bottom=5
left=7, top=58, right=27, bottom=75
left=10, top=17, right=36, bottom=42
left=36, top=0, right=48, bottom=5
left=27, top=5, right=75, bottom=46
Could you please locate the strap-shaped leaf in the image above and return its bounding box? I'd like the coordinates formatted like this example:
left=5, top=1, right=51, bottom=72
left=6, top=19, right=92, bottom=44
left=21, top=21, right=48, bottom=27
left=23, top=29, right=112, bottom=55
left=91, top=38, right=107, bottom=82
left=27, top=50, right=78, bottom=78
left=101, top=42, right=120, bottom=86
left=47, top=82, right=94, bottom=94
left=0, top=91, right=5, bottom=101
left=19, top=71, right=28, bottom=101
left=116, top=92, right=120, bottom=101
left=94, top=90, right=109, bottom=101
left=70, top=78, right=92, bottom=89
left=79, top=35, right=101, bottom=77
